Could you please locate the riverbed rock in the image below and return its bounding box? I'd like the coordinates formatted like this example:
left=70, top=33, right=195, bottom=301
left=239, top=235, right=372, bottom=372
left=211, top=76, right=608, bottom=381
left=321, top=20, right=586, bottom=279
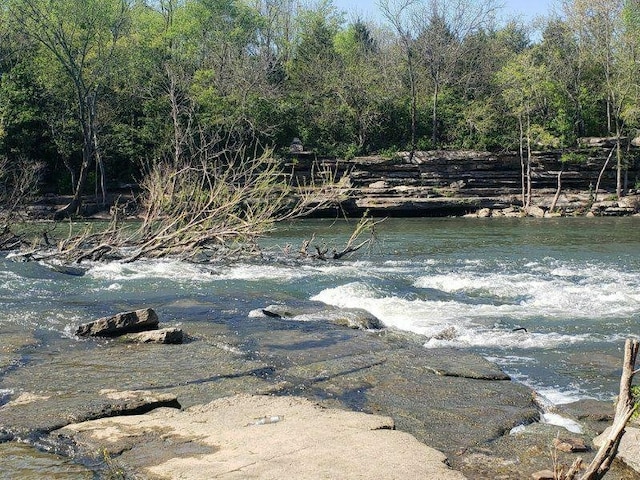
left=477, top=208, right=492, bottom=218
left=320, top=308, right=384, bottom=330
left=75, top=308, right=159, bottom=337
left=59, top=393, right=468, bottom=480
left=553, top=436, right=588, bottom=453
left=257, top=303, right=384, bottom=330
left=0, top=388, right=180, bottom=443
left=556, top=399, right=614, bottom=435
left=121, top=327, right=183, bottom=344
left=0, top=327, right=38, bottom=373
left=0, top=312, right=541, bottom=478
left=594, top=426, right=640, bottom=474
left=526, top=205, right=546, bottom=218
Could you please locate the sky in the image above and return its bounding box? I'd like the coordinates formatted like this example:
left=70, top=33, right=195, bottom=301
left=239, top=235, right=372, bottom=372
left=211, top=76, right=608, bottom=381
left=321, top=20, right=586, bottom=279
left=331, top=0, right=557, bottom=24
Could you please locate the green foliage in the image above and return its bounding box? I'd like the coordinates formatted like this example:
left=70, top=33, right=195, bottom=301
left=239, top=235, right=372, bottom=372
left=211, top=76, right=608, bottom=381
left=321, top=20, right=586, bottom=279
left=631, top=385, right=640, bottom=421
left=1, top=0, right=640, bottom=199
left=560, top=152, right=588, bottom=165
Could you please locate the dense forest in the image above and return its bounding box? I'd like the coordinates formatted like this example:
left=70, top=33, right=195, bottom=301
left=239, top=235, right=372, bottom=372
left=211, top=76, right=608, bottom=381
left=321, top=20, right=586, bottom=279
left=0, top=0, right=639, bottom=212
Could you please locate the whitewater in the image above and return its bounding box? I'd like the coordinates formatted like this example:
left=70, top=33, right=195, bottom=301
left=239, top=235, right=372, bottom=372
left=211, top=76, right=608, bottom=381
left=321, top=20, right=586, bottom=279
left=1, top=216, right=639, bottom=409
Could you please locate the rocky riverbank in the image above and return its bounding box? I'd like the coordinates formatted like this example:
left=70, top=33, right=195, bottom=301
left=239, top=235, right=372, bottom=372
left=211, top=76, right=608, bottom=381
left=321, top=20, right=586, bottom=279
left=291, top=146, right=640, bottom=218
left=22, top=146, right=640, bottom=221
left=1, top=302, right=638, bottom=479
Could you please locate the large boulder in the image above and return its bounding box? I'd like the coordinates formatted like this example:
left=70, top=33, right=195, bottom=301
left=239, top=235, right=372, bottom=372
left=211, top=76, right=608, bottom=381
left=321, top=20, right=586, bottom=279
left=323, top=308, right=384, bottom=330
left=526, top=205, right=546, bottom=218
left=76, top=308, right=159, bottom=337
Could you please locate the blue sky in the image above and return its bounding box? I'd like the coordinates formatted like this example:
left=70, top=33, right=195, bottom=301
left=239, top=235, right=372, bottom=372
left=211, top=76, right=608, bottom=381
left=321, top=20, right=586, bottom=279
left=332, top=0, right=556, bottom=24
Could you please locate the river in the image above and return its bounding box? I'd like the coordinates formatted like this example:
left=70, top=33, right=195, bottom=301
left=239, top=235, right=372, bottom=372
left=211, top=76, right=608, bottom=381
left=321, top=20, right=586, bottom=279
left=1, top=216, right=639, bottom=476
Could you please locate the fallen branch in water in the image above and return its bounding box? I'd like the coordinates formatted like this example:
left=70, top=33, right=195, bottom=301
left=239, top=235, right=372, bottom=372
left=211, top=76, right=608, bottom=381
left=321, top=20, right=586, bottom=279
left=299, top=213, right=384, bottom=261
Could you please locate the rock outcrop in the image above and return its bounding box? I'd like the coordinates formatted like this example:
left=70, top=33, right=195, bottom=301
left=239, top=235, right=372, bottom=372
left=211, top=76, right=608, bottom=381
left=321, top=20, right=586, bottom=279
left=293, top=147, right=640, bottom=217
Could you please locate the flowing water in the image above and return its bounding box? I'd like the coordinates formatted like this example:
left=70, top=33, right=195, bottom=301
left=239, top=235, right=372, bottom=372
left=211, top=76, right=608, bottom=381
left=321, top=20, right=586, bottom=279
left=1, top=216, right=639, bottom=476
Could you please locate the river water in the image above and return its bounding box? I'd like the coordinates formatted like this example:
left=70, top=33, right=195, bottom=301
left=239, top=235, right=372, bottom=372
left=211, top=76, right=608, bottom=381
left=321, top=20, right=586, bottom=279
left=1, top=216, right=639, bottom=475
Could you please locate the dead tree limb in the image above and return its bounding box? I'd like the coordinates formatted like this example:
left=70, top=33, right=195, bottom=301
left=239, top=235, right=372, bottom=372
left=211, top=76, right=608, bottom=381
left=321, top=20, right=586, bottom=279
left=560, top=338, right=639, bottom=480
left=577, top=338, right=639, bottom=480
left=594, top=147, right=615, bottom=203
left=332, top=213, right=384, bottom=260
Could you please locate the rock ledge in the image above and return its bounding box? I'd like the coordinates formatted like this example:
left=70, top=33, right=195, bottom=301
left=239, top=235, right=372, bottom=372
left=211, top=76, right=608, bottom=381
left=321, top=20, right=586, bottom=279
left=60, top=393, right=467, bottom=479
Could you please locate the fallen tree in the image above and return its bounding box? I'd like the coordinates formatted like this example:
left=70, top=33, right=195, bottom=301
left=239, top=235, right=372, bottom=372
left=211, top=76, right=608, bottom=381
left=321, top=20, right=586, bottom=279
left=297, top=212, right=383, bottom=261
left=9, top=150, right=352, bottom=264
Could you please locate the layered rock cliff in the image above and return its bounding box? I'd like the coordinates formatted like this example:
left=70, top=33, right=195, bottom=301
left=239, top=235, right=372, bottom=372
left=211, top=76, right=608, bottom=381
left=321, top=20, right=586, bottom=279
left=292, top=146, right=640, bottom=217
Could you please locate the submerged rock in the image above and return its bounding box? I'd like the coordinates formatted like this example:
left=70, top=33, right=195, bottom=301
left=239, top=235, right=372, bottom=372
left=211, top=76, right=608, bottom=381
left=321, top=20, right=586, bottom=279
left=43, top=263, right=87, bottom=276
left=76, top=308, right=159, bottom=337
left=257, top=303, right=384, bottom=330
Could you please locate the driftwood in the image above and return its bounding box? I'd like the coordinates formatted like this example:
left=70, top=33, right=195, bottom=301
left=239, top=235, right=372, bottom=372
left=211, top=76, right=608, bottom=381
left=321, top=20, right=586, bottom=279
left=553, top=338, right=639, bottom=480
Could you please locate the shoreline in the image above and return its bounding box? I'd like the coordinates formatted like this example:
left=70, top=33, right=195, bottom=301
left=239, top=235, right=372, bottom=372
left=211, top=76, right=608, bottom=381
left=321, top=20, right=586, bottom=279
left=1, top=298, right=637, bottom=479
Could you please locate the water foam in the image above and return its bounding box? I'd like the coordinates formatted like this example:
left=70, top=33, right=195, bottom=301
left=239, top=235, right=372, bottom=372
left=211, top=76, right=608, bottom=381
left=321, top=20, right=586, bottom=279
left=311, top=281, right=595, bottom=349
left=541, top=413, right=583, bottom=434
left=414, top=262, right=640, bottom=320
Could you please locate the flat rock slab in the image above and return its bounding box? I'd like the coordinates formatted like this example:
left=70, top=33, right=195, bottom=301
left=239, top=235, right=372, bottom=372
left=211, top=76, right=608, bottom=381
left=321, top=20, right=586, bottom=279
left=121, top=327, right=183, bottom=344
left=258, top=303, right=385, bottom=330
left=60, top=393, right=468, bottom=480
left=76, top=308, right=159, bottom=337
left=0, top=388, right=180, bottom=442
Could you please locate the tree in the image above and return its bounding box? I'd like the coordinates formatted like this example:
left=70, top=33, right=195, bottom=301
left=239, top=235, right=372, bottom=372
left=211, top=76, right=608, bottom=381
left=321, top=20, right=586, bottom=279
left=285, top=3, right=346, bottom=154
left=379, top=0, right=420, bottom=157
left=451, top=22, right=529, bottom=149
left=538, top=18, right=590, bottom=142
left=563, top=0, right=640, bottom=198
left=9, top=0, right=132, bottom=217
left=549, top=152, right=587, bottom=212
left=333, top=20, right=388, bottom=153
left=413, top=0, right=499, bottom=146
left=496, top=50, right=554, bottom=209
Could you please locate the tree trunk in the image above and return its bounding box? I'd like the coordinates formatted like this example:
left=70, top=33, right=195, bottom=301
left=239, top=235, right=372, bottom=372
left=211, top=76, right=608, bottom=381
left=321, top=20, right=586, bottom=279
left=167, top=65, right=184, bottom=164
left=431, top=82, right=439, bottom=146
left=94, top=131, right=107, bottom=206
left=616, top=132, right=623, bottom=198
left=594, top=147, right=615, bottom=203
left=55, top=95, right=95, bottom=219
left=526, top=111, right=532, bottom=209
left=519, top=115, right=525, bottom=208
left=550, top=167, right=564, bottom=212
left=408, top=44, right=417, bottom=161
